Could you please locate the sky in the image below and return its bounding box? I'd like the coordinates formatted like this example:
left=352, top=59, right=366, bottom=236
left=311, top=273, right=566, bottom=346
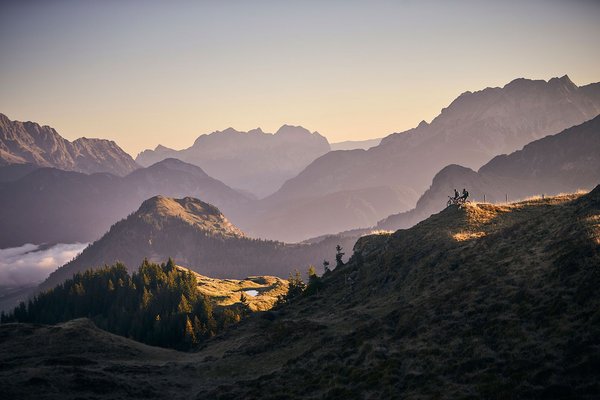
left=1, top=0, right=599, bottom=156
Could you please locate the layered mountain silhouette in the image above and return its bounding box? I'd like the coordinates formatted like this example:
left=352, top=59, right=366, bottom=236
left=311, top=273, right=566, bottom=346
left=330, top=137, right=381, bottom=151
left=40, top=195, right=357, bottom=291
left=4, top=187, right=599, bottom=399
left=246, top=76, right=600, bottom=241
left=0, top=158, right=251, bottom=248
left=136, top=125, right=330, bottom=197
left=377, top=114, right=600, bottom=231
left=0, top=113, right=138, bottom=176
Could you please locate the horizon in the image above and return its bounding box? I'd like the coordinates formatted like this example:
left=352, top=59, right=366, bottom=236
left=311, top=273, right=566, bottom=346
left=1, top=74, right=596, bottom=158
left=1, top=0, right=599, bottom=155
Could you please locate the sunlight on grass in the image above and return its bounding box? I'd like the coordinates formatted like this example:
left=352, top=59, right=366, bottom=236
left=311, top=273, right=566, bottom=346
left=452, top=231, right=487, bottom=241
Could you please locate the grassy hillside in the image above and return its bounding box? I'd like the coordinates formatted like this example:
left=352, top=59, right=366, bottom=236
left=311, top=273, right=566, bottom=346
left=182, top=267, right=288, bottom=312
left=1, top=187, right=599, bottom=399
left=41, top=195, right=356, bottom=291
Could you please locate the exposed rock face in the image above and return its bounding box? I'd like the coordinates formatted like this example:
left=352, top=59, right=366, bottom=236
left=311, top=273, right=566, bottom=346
left=136, top=125, right=330, bottom=197
left=251, top=76, right=600, bottom=241
left=0, top=113, right=139, bottom=176
left=377, top=114, right=600, bottom=231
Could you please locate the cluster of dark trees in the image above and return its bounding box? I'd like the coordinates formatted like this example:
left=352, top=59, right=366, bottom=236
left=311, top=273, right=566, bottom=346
left=1, top=259, right=248, bottom=350
left=276, top=244, right=346, bottom=305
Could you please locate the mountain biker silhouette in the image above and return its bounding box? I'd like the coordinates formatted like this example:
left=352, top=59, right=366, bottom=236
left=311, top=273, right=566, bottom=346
left=447, top=188, right=469, bottom=207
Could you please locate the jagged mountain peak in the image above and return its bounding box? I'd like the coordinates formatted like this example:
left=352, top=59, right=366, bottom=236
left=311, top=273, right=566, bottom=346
left=0, top=113, right=138, bottom=176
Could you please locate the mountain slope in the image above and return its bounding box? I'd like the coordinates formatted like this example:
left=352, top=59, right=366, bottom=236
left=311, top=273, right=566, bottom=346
left=248, top=76, right=600, bottom=241
left=136, top=125, right=330, bottom=197
left=40, top=195, right=357, bottom=291
left=0, top=113, right=138, bottom=176
left=197, top=187, right=600, bottom=398
left=0, top=158, right=251, bottom=248
left=378, top=114, right=600, bottom=231
left=2, top=187, right=599, bottom=399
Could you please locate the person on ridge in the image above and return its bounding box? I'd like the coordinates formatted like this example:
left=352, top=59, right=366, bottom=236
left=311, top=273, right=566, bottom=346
left=461, top=188, right=469, bottom=201
left=454, top=189, right=460, bottom=200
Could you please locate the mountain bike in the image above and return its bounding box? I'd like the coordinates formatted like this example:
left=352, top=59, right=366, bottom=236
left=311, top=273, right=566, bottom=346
left=447, top=196, right=468, bottom=207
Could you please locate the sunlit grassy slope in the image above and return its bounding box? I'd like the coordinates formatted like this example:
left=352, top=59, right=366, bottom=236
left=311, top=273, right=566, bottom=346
left=1, top=187, right=599, bottom=399
left=178, top=266, right=288, bottom=311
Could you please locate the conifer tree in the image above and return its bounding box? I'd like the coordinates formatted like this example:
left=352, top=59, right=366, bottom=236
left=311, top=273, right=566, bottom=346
left=335, top=245, right=345, bottom=268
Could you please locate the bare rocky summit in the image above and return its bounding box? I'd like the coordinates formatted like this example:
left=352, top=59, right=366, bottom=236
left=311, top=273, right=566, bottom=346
left=0, top=113, right=139, bottom=176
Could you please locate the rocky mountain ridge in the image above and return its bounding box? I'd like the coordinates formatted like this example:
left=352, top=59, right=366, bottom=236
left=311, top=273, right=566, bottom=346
left=377, top=113, right=600, bottom=232
left=136, top=124, right=330, bottom=197
left=0, top=113, right=139, bottom=176
left=247, top=76, right=600, bottom=241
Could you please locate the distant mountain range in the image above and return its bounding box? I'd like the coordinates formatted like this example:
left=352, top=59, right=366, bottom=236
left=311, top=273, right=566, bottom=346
left=0, top=113, right=139, bottom=176
left=377, top=114, right=600, bottom=231
left=2, top=76, right=599, bottom=246
left=330, top=137, right=381, bottom=151
left=244, top=76, right=600, bottom=241
left=40, top=195, right=357, bottom=291
left=136, top=125, right=330, bottom=197
left=0, top=158, right=251, bottom=248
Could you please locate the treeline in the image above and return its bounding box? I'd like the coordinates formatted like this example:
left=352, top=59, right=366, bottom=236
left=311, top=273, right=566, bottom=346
left=43, top=214, right=358, bottom=290
left=1, top=259, right=248, bottom=350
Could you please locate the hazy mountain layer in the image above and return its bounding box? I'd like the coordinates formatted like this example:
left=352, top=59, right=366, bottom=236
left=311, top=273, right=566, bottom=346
left=0, top=113, right=138, bottom=176
left=2, top=187, right=598, bottom=399
left=136, top=125, right=330, bottom=197
left=330, top=137, right=381, bottom=150
left=40, top=195, right=358, bottom=291
left=0, top=158, right=251, bottom=248
left=248, top=76, right=600, bottom=241
left=378, top=114, right=600, bottom=231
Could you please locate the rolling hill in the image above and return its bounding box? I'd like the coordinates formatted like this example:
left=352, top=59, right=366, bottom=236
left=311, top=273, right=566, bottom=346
left=2, top=186, right=598, bottom=399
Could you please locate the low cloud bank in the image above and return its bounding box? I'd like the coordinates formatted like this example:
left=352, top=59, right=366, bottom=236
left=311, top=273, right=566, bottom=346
left=0, top=243, right=88, bottom=287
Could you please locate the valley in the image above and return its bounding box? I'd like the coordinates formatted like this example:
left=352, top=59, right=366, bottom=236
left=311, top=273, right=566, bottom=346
left=1, top=4, right=599, bottom=396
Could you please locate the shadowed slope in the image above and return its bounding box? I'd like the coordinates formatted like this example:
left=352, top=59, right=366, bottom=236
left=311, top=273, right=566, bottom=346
left=247, top=76, right=600, bottom=241
left=377, top=114, right=600, bottom=232
left=2, top=188, right=598, bottom=399
left=40, top=195, right=357, bottom=291
left=0, top=158, right=251, bottom=248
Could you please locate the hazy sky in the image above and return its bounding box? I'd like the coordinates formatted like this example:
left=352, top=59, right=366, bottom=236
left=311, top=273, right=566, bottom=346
left=1, top=0, right=599, bottom=156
